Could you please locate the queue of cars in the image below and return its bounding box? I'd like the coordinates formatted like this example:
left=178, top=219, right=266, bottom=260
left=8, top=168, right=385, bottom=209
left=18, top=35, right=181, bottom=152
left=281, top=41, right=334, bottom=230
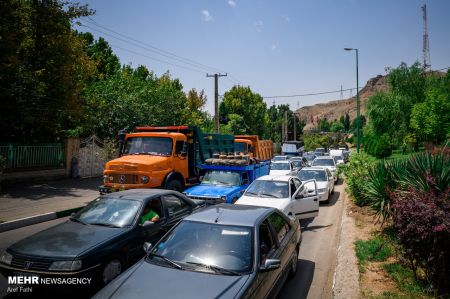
left=0, top=148, right=346, bottom=298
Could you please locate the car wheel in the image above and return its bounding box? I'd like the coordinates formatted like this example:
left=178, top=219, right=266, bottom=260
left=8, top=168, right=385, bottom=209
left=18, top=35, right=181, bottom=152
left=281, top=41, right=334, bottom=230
left=288, top=247, right=299, bottom=279
left=102, top=255, right=124, bottom=285
left=166, top=180, right=183, bottom=192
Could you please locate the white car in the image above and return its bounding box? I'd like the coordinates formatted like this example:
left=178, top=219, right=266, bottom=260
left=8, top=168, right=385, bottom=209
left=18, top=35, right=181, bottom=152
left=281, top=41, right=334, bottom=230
left=297, top=167, right=334, bottom=203
left=235, top=175, right=319, bottom=220
left=329, top=150, right=345, bottom=165
left=269, top=161, right=296, bottom=176
left=271, top=155, right=289, bottom=162
left=311, top=156, right=338, bottom=182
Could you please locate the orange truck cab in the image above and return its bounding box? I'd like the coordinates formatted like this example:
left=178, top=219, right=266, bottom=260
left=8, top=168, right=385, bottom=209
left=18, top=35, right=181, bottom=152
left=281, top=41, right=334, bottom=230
left=234, top=135, right=273, bottom=161
left=99, top=126, right=234, bottom=193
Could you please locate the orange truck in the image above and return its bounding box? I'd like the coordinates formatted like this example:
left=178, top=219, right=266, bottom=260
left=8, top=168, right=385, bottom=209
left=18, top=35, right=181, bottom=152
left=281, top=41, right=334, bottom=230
left=99, top=126, right=234, bottom=193
left=234, top=135, right=273, bottom=161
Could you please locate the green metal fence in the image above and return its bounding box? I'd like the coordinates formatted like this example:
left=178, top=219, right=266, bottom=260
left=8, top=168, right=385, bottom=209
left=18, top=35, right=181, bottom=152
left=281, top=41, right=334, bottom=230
left=0, top=144, right=64, bottom=171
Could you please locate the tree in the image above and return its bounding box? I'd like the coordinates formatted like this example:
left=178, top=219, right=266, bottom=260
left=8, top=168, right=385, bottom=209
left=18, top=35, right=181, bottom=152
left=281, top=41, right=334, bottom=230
left=344, top=113, right=351, bottom=131
left=330, top=121, right=344, bottom=132
left=318, top=117, right=331, bottom=132
left=0, top=0, right=95, bottom=142
left=410, top=72, right=450, bottom=144
left=219, top=86, right=268, bottom=137
left=184, top=89, right=210, bottom=127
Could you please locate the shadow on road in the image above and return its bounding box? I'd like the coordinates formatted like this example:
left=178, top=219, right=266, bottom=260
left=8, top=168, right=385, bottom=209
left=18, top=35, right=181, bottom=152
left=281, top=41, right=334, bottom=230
left=277, top=259, right=315, bottom=299
left=320, top=191, right=340, bottom=207
left=0, top=177, right=102, bottom=200
left=301, top=224, right=333, bottom=232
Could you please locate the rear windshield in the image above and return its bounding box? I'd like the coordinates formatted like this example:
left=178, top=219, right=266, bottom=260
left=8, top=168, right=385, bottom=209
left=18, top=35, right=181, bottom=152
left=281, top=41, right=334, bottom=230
left=312, top=159, right=335, bottom=166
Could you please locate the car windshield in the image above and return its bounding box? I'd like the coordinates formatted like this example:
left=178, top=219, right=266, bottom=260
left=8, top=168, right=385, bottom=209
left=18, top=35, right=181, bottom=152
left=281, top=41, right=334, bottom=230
left=72, top=197, right=141, bottom=227
left=149, top=221, right=253, bottom=273
left=245, top=180, right=289, bottom=198
left=298, top=170, right=327, bottom=181
left=304, top=155, right=316, bottom=162
left=272, top=156, right=286, bottom=161
left=234, top=142, right=247, bottom=154
left=123, top=137, right=173, bottom=156
left=312, top=159, right=335, bottom=166
left=291, top=161, right=302, bottom=168
left=270, top=163, right=290, bottom=170
left=201, top=171, right=241, bottom=186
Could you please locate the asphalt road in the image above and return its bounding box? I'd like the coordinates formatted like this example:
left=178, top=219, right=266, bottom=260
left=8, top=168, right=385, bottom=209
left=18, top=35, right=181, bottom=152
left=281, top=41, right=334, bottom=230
left=0, top=182, right=345, bottom=299
left=278, top=180, right=345, bottom=299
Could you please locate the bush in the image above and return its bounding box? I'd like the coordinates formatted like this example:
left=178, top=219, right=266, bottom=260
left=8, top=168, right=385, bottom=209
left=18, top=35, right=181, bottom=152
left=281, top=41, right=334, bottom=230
left=392, top=187, right=450, bottom=291
left=342, top=152, right=376, bottom=206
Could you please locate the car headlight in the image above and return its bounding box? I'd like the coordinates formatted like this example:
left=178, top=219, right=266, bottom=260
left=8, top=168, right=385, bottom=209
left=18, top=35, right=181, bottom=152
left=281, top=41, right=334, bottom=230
left=49, top=260, right=82, bottom=272
left=318, top=188, right=327, bottom=193
left=141, top=175, right=149, bottom=184
left=0, top=251, right=13, bottom=265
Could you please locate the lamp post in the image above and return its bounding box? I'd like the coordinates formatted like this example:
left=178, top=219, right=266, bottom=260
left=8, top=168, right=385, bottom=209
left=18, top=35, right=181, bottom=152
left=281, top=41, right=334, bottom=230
left=344, top=47, right=360, bottom=153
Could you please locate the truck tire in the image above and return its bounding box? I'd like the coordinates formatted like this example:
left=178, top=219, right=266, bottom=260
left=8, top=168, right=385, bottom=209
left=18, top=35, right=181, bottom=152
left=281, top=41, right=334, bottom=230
left=166, top=180, right=183, bottom=192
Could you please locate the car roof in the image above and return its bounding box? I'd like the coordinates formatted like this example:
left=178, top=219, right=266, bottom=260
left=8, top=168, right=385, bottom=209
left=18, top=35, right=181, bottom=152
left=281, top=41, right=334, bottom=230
left=255, top=174, right=294, bottom=182
left=299, top=167, right=327, bottom=172
left=102, top=189, right=180, bottom=202
left=184, top=204, right=274, bottom=227
left=315, top=156, right=334, bottom=159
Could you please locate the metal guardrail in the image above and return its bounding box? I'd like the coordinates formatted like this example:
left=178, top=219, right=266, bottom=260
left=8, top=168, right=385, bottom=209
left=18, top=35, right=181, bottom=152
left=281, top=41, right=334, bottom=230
left=0, top=144, right=64, bottom=170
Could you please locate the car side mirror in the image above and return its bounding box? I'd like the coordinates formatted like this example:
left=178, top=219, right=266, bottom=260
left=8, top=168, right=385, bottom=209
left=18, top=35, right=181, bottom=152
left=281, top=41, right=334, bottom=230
left=260, top=259, right=281, bottom=272
left=143, top=242, right=152, bottom=253
left=295, top=193, right=304, bottom=200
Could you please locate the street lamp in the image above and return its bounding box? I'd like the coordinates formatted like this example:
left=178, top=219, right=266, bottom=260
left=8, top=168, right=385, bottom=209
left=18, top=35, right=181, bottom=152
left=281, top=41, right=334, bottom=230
left=344, top=47, right=360, bottom=153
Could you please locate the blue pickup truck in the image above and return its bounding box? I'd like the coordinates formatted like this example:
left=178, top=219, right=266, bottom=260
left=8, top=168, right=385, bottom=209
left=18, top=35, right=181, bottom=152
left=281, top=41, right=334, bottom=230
left=183, top=161, right=270, bottom=204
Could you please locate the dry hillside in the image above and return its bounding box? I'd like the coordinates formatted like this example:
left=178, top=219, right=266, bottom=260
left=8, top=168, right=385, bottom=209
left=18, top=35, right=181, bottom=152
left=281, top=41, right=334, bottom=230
left=297, top=75, right=389, bottom=131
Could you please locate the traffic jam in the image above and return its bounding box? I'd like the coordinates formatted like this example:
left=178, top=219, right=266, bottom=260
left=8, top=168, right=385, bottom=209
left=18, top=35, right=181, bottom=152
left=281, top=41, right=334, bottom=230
left=0, top=126, right=349, bottom=298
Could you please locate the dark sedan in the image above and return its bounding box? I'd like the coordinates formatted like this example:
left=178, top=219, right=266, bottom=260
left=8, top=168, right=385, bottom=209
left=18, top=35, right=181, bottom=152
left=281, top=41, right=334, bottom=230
left=0, top=189, right=204, bottom=290
left=94, top=204, right=301, bottom=299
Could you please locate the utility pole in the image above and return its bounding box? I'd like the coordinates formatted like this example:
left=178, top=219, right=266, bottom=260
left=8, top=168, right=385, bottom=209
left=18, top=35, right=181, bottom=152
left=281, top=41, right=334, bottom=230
left=421, top=4, right=431, bottom=71
left=293, top=113, right=297, bottom=141
left=207, top=73, right=227, bottom=133
left=284, top=111, right=288, bottom=142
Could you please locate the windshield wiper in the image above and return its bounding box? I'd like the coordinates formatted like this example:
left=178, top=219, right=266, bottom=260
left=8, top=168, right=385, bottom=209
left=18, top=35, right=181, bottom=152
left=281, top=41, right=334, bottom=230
left=186, top=261, right=241, bottom=276
left=70, top=217, right=87, bottom=225
left=244, top=191, right=258, bottom=196
left=89, top=222, right=121, bottom=228
left=148, top=253, right=184, bottom=270
left=260, top=193, right=277, bottom=198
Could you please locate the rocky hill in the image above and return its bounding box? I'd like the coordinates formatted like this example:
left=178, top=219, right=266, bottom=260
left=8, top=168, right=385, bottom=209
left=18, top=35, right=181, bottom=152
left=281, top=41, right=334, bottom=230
left=296, top=74, right=389, bottom=131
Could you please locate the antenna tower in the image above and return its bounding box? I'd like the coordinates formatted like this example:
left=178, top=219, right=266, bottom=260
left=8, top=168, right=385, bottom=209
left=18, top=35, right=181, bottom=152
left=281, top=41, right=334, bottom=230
left=421, top=4, right=431, bottom=71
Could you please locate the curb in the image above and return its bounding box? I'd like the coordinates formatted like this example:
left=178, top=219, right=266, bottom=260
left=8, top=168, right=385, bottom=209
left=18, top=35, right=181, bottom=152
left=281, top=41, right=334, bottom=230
left=0, top=206, right=85, bottom=233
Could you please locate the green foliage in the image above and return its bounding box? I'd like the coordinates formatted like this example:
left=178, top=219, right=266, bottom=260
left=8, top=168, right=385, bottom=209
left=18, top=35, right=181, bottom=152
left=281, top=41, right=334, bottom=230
left=383, top=263, right=430, bottom=297
left=318, top=117, right=331, bottom=132
left=266, top=104, right=304, bottom=142
left=374, top=135, right=393, bottom=159
left=219, top=86, right=269, bottom=138
left=303, top=134, right=331, bottom=151
left=410, top=72, right=450, bottom=144
left=341, top=152, right=377, bottom=206
left=0, top=0, right=95, bottom=142
left=330, top=121, right=344, bottom=132
left=355, top=237, right=393, bottom=266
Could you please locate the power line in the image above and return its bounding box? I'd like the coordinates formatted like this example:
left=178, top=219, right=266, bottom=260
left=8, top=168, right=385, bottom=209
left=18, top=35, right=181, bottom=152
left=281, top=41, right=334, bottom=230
left=83, top=18, right=225, bottom=74
left=262, top=87, right=359, bottom=99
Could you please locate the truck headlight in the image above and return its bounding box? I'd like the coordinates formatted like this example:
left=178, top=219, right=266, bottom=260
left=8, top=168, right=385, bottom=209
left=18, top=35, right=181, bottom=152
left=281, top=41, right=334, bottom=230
left=141, top=176, right=149, bottom=184
left=0, top=251, right=13, bottom=265
left=220, top=196, right=227, bottom=202
left=49, top=260, right=82, bottom=272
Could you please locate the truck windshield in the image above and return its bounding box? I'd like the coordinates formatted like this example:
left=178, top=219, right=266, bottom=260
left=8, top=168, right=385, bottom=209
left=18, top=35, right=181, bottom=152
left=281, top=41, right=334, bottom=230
left=123, top=137, right=173, bottom=156
left=234, top=142, right=247, bottom=154
left=202, top=171, right=241, bottom=186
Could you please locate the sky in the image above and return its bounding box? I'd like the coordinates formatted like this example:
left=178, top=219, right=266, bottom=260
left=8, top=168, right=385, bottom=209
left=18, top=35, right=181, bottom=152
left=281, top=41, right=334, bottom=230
left=76, top=0, right=450, bottom=114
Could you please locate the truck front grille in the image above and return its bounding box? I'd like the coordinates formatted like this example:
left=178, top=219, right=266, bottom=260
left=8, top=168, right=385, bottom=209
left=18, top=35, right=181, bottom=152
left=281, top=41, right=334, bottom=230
left=187, top=196, right=224, bottom=204
left=110, top=174, right=139, bottom=184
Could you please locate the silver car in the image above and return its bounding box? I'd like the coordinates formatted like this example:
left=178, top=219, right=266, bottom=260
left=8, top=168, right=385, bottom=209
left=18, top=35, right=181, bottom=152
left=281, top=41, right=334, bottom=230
left=94, top=204, right=301, bottom=299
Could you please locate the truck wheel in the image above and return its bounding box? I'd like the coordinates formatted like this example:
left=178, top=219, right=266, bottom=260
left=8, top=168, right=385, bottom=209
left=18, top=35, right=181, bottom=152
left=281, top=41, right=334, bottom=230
left=166, top=180, right=183, bottom=192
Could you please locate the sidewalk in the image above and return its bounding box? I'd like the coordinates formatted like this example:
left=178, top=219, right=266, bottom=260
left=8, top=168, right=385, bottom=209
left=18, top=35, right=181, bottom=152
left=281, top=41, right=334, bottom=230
left=0, top=177, right=101, bottom=223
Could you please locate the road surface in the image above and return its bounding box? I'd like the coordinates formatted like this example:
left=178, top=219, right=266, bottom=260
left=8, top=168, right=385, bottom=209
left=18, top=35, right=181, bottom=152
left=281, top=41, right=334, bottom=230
left=0, top=182, right=346, bottom=298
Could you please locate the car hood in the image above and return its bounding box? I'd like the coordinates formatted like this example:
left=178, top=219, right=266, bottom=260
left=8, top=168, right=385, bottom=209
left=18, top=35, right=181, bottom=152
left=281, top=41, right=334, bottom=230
left=9, top=221, right=126, bottom=258
left=184, top=184, right=242, bottom=198
left=236, top=195, right=290, bottom=212
left=94, top=260, right=251, bottom=299
left=269, top=170, right=291, bottom=176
